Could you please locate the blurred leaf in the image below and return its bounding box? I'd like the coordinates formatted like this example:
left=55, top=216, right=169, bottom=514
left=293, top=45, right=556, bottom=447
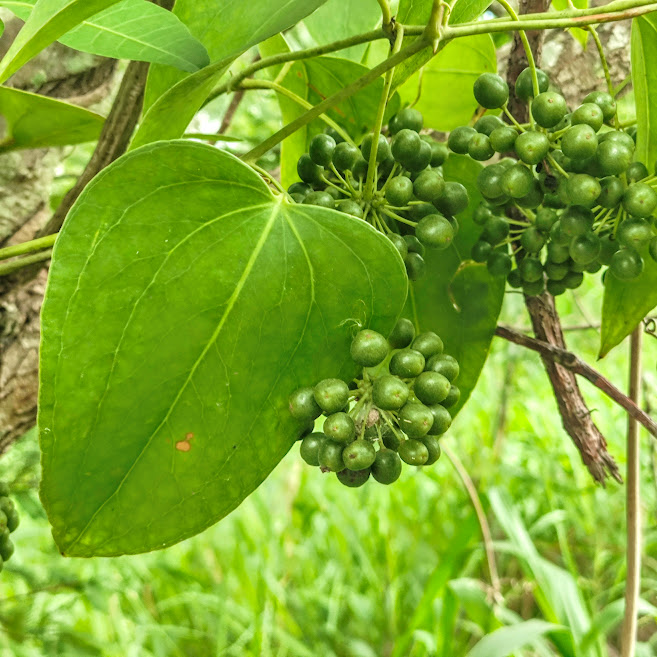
left=0, top=86, right=104, bottom=152
left=303, top=0, right=381, bottom=61
left=39, top=141, right=407, bottom=556
left=465, top=620, right=567, bottom=657
left=0, top=0, right=123, bottom=83
left=599, top=14, right=657, bottom=356
left=0, top=0, right=209, bottom=71
left=399, top=34, right=496, bottom=131
left=407, top=155, right=505, bottom=415
left=144, top=0, right=329, bottom=112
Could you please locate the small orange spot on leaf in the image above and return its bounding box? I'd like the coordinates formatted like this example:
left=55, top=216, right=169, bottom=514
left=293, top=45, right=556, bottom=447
left=186, top=432, right=194, bottom=440
left=176, top=440, right=191, bottom=452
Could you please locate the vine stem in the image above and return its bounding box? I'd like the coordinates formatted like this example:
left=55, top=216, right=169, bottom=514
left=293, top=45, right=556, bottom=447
left=441, top=443, right=502, bottom=601
left=376, top=0, right=393, bottom=32
left=0, top=250, right=53, bottom=277
left=621, top=328, right=643, bottom=657
left=0, top=233, right=56, bottom=261
left=495, top=325, right=657, bottom=441
left=242, top=36, right=429, bottom=162
left=364, top=25, right=404, bottom=201
left=238, top=79, right=355, bottom=145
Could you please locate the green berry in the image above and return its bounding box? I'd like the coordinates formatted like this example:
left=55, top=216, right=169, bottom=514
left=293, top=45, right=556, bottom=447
left=571, top=103, right=604, bottom=132
left=405, top=252, right=426, bottom=280
left=531, top=92, right=568, bottom=129
left=582, top=91, right=617, bottom=122
left=561, top=124, right=598, bottom=161
left=303, top=191, right=335, bottom=209
left=351, top=329, right=389, bottom=367
left=406, top=141, right=433, bottom=172
left=385, top=176, right=414, bottom=206
left=390, top=349, right=426, bottom=378
left=404, top=234, right=425, bottom=256
left=411, top=332, right=444, bottom=359
left=289, top=387, right=322, bottom=422
left=535, top=208, right=557, bottom=231
left=430, top=141, right=449, bottom=167
left=398, top=439, right=429, bottom=465
left=627, top=162, right=650, bottom=183
left=427, top=404, right=452, bottom=435
left=300, top=432, right=326, bottom=466
left=545, top=261, right=569, bottom=280
left=338, top=200, right=364, bottom=218
left=332, top=142, right=360, bottom=171
left=520, top=226, right=546, bottom=253
left=390, top=107, right=423, bottom=134
left=649, top=237, right=657, bottom=262
left=416, top=214, right=454, bottom=249
left=422, top=435, right=442, bottom=465
left=474, top=115, right=505, bottom=136
left=433, top=182, right=469, bottom=215
left=595, top=141, right=632, bottom=176
left=610, top=248, right=643, bottom=280
left=323, top=412, right=356, bottom=443
left=336, top=468, right=370, bottom=487
left=477, top=163, right=507, bottom=200
left=597, top=176, right=624, bottom=208
left=413, top=170, right=445, bottom=202
left=342, top=440, right=376, bottom=471
left=468, top=133, right=495, bottom=161
left=473, top=204, right=493, bottom=225
left=448, top=126, right=477, bottom=154
left=388, top=233, right=409, bottom=259
left=0, top=538, right=14, bottom=562
left=371, top=449, right=402, bottom=484
left=569, top=232, right=601, bottom=264
left=425, top=353, right=459, bottom=381
left=562, top=270, right=584, bottom=289
left=560, top=206, right=593, bottom=237
left=501, top=164, right=534, bottom=199
left=288, top=182, right=312, bottom=197
left=598, top=235, right=620, bottom=265
left=515, top=67, right=550, bottom=101
left=548, top=240, right=571, bottom=263
left=518, top=257, right=543, bottom=283
left=388, top=318, right=416, bottom=349
left=472, top=239, right=493, bottom=262
left=618, top=218, right=653, bottom=250
left=482, top=216, right=510, bottom=245
left=309, top=134, right=336, bottom=167
left=414, top=371, right=451, bottom=405
left=566, top=174, right=602, bottom=208
left=314, top=378, right=350, bottom=414
left=473, top=73, right=509, bottom=109
left=372, top=375, right=409, bottom=410
left=361, top=133, right=391, bottom=163
left=547, top=279, right=567, bottom=296
left=318, top=440, right=347, bottom=471
left=507, top=268, right=523, bottom=288
left=515, top=131, right=550, bottom=165
left=380, top=425, right=402, bottom=451
left=490, top=126, right=518, bottom=153
left=623, top=183, right=657, bottom=218
left=487, top=251, right=512, bottom=277
left=297, top=153, right=323, bottom=184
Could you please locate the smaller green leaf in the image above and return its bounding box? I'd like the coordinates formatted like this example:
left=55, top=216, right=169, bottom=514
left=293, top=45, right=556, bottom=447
left=0, top=0, right=123, bottom=83
left=398, top=35, right=496, bottom=131
left=449, top=0, right=494, bottom=24
left=465, top=621, right=567, bottom=657
left=0, top=86, right=104, bottom=152
left=632, top=14, right=657, bottom=170
left=0, top=0, right=210, bottom=71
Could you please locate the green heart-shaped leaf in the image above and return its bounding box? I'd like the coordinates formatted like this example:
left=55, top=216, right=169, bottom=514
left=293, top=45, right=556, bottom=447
left=39, top=141, right=407, bottom=557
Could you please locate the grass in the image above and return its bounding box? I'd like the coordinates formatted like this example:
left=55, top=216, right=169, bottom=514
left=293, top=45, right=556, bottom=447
left=1, top=275, right=656, bottom=657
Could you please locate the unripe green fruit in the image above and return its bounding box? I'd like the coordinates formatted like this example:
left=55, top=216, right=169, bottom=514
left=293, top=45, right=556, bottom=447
left=618, top=218, right=653, bottom=250
left=297, top=154, right=324, bottom=184
left=515, top=67, right=550, bottom=101
left=425, top=353, right=459, bottom=381
left=582, top=91, right=617, bottom=122
left=531, top=92, right=568, bottom=129
left=487, top=251, right=512, bottom=277
left=501, top=164, right=534, bottom=199
left=490, top=126, right=518, bottom=153
left=303, top=191, right=335, bottom=209
left=471, top=240, right=493, bottom=262
left=649, top=237, right=657, bottom=263
left=342, top=440, right=376, bottom=470
left=597, top=176, right=624, bottom=208
left=405, top=252, right=426, bottom=280
left=300, top=432, right=326, bottom=466
left=361, top=133, right=391, bottom=163
left=390, top=349, right=425, bottom=378
left=398, top=439, right=429, bottom=465
left=371, top=449, right=402, bottom=484
left=351, top=329, right=389, bottom=367
left=416, top=214, right=454, bottom=249
left=288, top=182, right=312, bottom=197
left=289, top=387, right=322, bottom=422
left=411, top=332, right=444, bottom=359
left=563, top=270, right=584, bottom=289
left=314, top=378, right=350, bottom=414
left=426, top=404, right=451, bottom=435
left=309, top=134, right=336, bottom=167
left=627, top=162, right=650, bottom=183
left=433, top=182, right=469, bottom=216
left=545, top=261, right=570, bottom=281
left=623, top=183, right=657, bottom=218
left=388, top=234, right=409, bottom=259
left=385, top=176, right=414, bottom=206
left=318, top=440, right=347, bottom=471
left=388, top=318, right=415, bottom=349
left=547, top=279, right=567, bottom=296
left=523, top=278, right=546, bottom=296
left=473, top=204, right=494, bottom=225
left=569, top=232, right=601, bottom=264
left=571, top=103, right=604, bottom=132
left=482, top=216, right=510, bottom=245
left=518, top=257, right=543, bottom=283
left=468, top=133, right=495, bottom=161
left=390, top=107, right=423, bottom=134
left=535, top=209, right=558, bottom=233
left=561, top=124, right=598, bottom=161
left=515, top=131, right=550, bottom=165
left=413, top=170, right=445, bottom=202
left=599, top=130, right=635, bottom=151
left=332, top=142, right=360, bottom=171
left=566, top=174, right=602, bottom=208
left=414, top=371, right=451, bottom=405
left=473, top=73, right=509, bottom=109
left=422, top=435, right=442, bottom=465
left=474, top=115, right=504, bottom=136
left=520, top=226, right=546, bottom=253
left=610, top=248, right=644, bottom=280
left=338, top=200, right=364, bottom=218
left=372, top=375, right=409, bottom=410
left=404, top=234, right=425, bottom=256
left=560, top=206, right=593, bottom=237
left=477, top=163, right=507, bottom=200
left=336, top=467, right=371, bottom=487
left=430, top=141, right=449, bottom=167
left=598, top=235, right=620, bottom=265
left=406, top=141, right=433, bottom=172
left=448, top=126, right=477, bottom=154
left=595, top=141, right=632, bottom=176
left=399, top=402, right=434, bottom=438
left=323, top=412, right=356, bottom=444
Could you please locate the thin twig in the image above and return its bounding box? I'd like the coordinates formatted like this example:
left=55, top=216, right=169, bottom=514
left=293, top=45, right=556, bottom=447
left=621, top=328, right=642, bottom=657
left=495, top=325, right=657, bottom=442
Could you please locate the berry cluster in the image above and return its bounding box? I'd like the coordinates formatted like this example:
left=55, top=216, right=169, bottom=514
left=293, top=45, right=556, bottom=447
left=0, top=481, right=18, bottom=572
left=448, top=69, right=657, bottom=294
left=287, top=109, right=470, bottom=280
left=288, top=319, right=460, bottom=487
